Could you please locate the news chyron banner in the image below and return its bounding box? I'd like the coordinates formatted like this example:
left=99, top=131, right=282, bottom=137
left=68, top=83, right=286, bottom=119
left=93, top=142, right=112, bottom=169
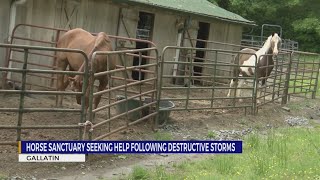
left=18, top=140, right=243, bottom=162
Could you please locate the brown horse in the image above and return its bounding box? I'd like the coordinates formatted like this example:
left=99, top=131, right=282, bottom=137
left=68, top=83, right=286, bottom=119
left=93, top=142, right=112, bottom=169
left=56, top=28, right=116, bottom=110
left=227, top=33, right=282, bottom=103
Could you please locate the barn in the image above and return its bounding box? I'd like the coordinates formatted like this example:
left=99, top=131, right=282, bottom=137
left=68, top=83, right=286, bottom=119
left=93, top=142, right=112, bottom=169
left=0, top=0, right=255, bottom=87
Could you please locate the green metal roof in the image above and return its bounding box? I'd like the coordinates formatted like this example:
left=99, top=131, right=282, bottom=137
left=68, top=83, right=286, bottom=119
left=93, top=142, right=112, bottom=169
left=115, top=0, right=255, bottom=25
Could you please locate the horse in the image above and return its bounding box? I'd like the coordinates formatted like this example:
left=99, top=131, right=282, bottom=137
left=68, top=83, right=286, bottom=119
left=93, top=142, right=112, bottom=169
left=56, top=28, right=116, bottom=110
left=227, top=33, right=282, bottom=103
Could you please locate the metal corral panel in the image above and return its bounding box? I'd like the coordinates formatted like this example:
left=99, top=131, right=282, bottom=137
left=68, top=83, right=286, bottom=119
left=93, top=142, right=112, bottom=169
left=4, top=0, right=123, bottom=88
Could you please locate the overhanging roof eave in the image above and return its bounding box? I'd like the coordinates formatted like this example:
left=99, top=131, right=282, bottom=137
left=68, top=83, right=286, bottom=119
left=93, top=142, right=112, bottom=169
left=113, top=0, right=256, bottom=26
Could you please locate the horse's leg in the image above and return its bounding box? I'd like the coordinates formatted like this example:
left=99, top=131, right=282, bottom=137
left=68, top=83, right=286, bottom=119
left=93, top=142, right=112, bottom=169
left=236, top=79, right=245, bottom=102
left=87, top=77, right=107, bottom=120
left=257, top=79, right=267, bottom=104
left=255, top=80, right=261, bottom=104
left=76, top=94, right=81, bottom=105
left=227, top=79, right=237, bottom=97
left=56, top=57, right=68, bottom=107
left=94, top=77, right=108, bottom=110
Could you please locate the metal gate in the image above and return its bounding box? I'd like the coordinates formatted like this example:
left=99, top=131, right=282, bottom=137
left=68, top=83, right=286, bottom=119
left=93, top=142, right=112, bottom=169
left=241, top=24, right=299, bottom=51
left=2, top=23, right=157, bottom=91
left=288, top=51, right=320, bottom=100
left=2, top=24, right=67, bottom=90
left=255, top=52, right=292, bottom=112
left=0, top=24, right=158, bottom=145
left=158, top=45, right=318, bottom=116
left=158, top=46, right=258, bottom=115
left=0, top=43, right=89, bottom=145
left=86, top=47, right=159, bottom=140
left=1, top=24, right=319, bottom=145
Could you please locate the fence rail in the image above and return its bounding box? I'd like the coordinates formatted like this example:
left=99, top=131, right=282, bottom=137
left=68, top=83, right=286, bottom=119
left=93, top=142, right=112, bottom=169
left=2, top=23, right=157, bottom=92
left=87, top=47, right=159, bottom=140
left=288, top=51, right=320, bottom=100
left=159, top=46, right=258, bottom=115
left=241, top=34, right=299, bottom=51
left=0, top=24, right=319, bottom=146
left=0, top=43, right=89, bottom=145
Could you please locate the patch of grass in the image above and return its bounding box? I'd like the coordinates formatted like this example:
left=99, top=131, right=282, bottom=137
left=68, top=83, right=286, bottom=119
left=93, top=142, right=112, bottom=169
left=128, top=166, right=150, bottom=180
left=252, top=123, right=264, bottom=130
left=285, top=52, right=320, bottom=97
left=0, top=175, right=8, bottom=180
left=287, top=98, right=312, bottom=110
left=310, top=120, right=320, bottom=129
left=288, top=78, right=316, bottom=94
left=214, top=156, right=236, bottom=175
left=206, top=131, right=216, bottom=139
left=288, top=72, right=320, bottom=97
left=239, top=118, right=248, bottom=125
left=97, top=176, right=107, bottom=180
left=154, top=165, right=171, bottom=179
left=154, top=131, right=173, bottom=141
left=126, top=127, right=320, bottom=180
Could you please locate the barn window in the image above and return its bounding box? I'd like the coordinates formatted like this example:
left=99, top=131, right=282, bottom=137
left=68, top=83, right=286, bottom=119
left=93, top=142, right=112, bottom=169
left=194, top=22, right=210, bottom=84
left=136, top=12, right=154, bottom=40
left=132, top=12, right=155, bottom=80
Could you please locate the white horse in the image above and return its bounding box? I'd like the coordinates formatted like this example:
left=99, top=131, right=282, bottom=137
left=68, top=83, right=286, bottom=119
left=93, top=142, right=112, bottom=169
left=227, top=33, right=282, bottom=103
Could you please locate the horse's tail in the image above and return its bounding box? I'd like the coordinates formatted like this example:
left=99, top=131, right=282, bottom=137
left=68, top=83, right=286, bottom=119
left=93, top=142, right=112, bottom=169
left=69, top=35, right=101, bottom=87
left=88, top=32, right=112, bottom=60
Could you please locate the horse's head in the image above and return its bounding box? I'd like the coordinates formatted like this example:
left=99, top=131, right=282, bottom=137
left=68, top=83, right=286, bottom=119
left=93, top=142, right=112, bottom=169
left=270, top=32, right=282, bottom=56
left=68, top=76, right=83, bottom=92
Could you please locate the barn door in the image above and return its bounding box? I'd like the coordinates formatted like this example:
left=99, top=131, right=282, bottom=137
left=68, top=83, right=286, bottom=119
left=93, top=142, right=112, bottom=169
left=132, top=11, right=155, bottom=80
left=194, top=22, right=210, bottom=85
left=113, top=8, right=139, bottom=80
left=116, top=8, right=139, bottom=50
left=54, top=0, right=81, bottom=30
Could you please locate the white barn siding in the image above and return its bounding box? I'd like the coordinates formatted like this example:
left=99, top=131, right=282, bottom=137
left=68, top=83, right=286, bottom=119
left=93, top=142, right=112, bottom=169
left=151, top=12, right=180, bottom=82
left=0, top=0, right=11, bottom=74
left=0, top=0, right=246, bottom=87
left=4, top=0, right=123, bottom=88
left=202, top=20, right=243, bottom=83
left=7, top=0, right=57, bottom=88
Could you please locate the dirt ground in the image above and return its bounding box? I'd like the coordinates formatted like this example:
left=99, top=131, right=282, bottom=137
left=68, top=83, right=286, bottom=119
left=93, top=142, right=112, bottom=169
left=0, top=87, right=319, bottom=180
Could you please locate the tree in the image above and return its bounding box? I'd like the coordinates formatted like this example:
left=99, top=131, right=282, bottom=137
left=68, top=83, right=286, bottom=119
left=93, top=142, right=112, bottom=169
left=207, top=0, right=320, bottom=52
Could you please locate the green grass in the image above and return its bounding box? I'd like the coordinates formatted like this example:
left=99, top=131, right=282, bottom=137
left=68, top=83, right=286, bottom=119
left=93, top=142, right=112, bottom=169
left=288, top=74, right=319, bottom=96
left=126, top=127, right=320, bottom=180
left=128, top=166, right=150, bottom=180
left=154, top=131, right=173, bottom=141
left=287, top=52, right=320, bottom=97
left=206, top=131, right=217, bottom=139
left=286, top=98, right=313, bottom=110
left=0, top=175, right=8, bottom=180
